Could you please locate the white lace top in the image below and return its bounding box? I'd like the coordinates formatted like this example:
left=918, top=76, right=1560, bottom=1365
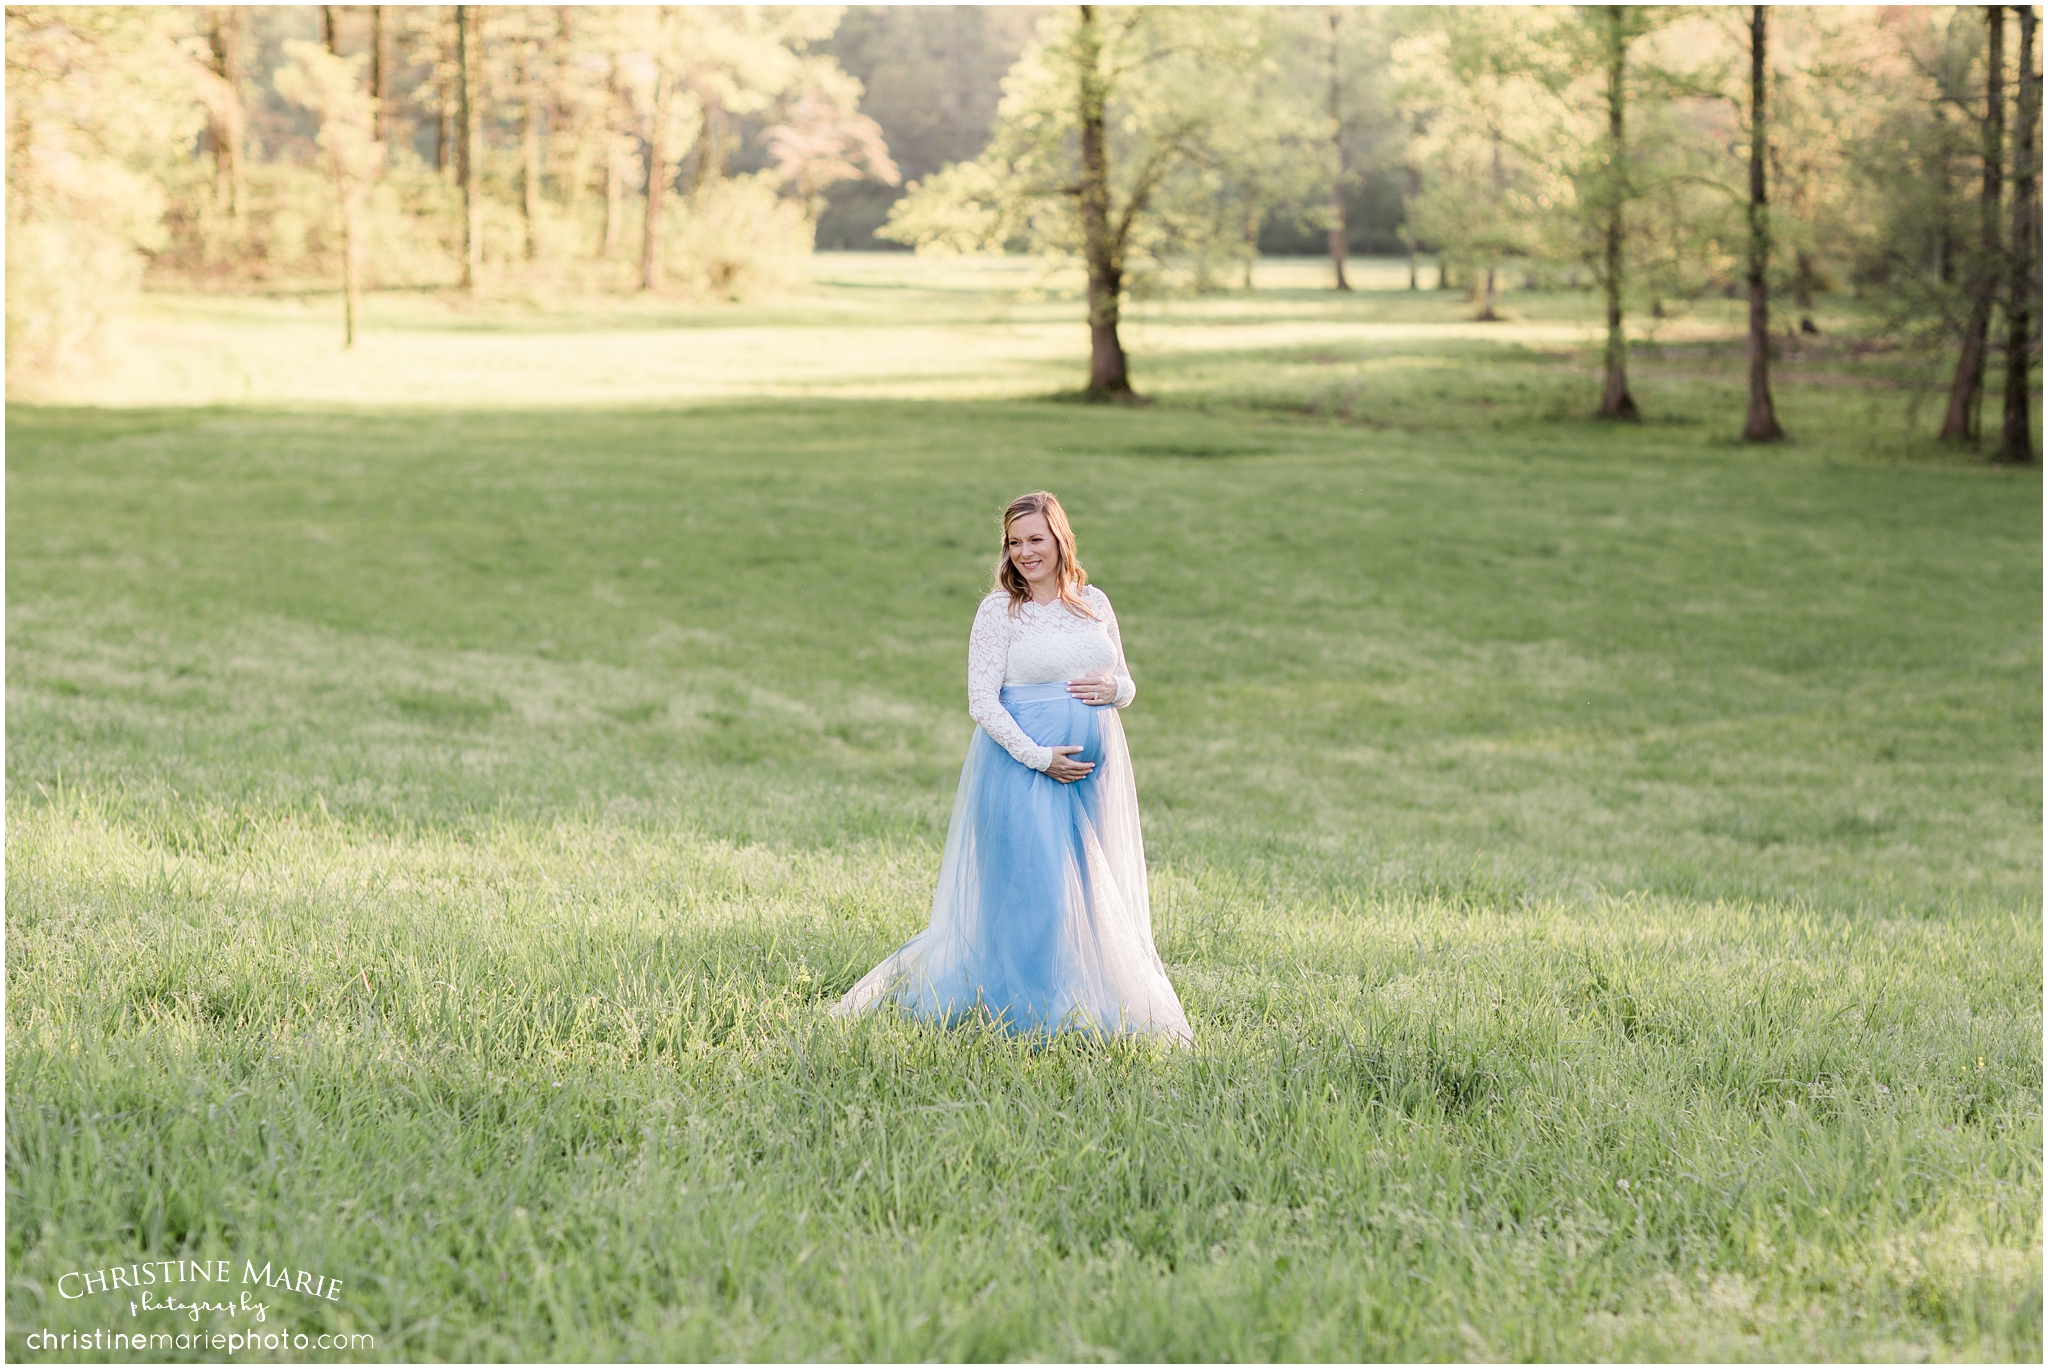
left=967, top=585, right=1137, bottom=770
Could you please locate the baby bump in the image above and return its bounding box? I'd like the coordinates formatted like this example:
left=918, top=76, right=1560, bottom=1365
left=999, top=684, right=1104, bottom=769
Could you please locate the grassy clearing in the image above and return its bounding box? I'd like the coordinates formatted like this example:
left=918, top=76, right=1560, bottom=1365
left=7, top=259, right=2041, bottom=1360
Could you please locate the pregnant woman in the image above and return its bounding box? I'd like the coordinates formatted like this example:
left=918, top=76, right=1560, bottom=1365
left=834, top=492, right=1193, bottom=1045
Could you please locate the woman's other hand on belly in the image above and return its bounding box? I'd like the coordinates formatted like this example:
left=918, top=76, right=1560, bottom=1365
left=1066, top=671, right=1118, bottom=707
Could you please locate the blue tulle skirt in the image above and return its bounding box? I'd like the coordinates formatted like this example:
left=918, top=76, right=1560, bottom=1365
left=834, top=683, right=1192, bottom=1044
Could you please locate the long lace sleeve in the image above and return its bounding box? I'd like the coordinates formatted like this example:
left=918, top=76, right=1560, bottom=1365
left=1091, top=588, right=1137, bottom=708
left=966, top=593, right=1055, bottom=771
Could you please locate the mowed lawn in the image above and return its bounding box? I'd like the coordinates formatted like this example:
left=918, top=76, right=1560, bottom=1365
left=7, top=264, right=2042, bottom=1360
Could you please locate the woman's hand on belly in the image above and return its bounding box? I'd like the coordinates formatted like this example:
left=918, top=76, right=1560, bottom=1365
left=1044, top=745, right=1096, bottom=783
left=1066, top=671, right=1118, bottom=707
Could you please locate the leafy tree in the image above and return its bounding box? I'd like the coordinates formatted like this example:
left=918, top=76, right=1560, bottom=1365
left=274, top=39, right=383, bottom=346
left=1582, top=6, right=1652, bottom=418
left=1833, top=11, right=1988, bottom=367
left=5, top=6, right=208, bottom=383
left=488, top=6, right=560, bottom=261
left=882, top=5, right=1267, bottom=397
left=1943, top=6, right=2007, bottom=444
left=625, top=5, right=844, bottom=292
left=369, top=5, right=390, bottom=144
left=1323, top=8, right=1353, bottom=289
left=764, top=62, right=900, bottom=223
left=1757, top=7, right=1871, bottom=336
left=820, top=5, right=1045, bottom=248
left=1393, top=8, right=1558, bottom=318
left=1154, top=7, right=1327, bottom=292
left=1531, top=6, right=1729, bottom=418
left=198, top=6, right=248, bottom=225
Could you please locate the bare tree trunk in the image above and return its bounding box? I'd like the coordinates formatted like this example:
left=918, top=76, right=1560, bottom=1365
left=521, top=50, right=542, bottom=260
left=1076, top=5, right=1130, bottom=395
left=1793, top=249, right=1819, bottom=333
left=1402, top=161, right=1420, bottom=290
left=1596, top=7, right=1638, bottom=420
left=1998, top=3, right=2038, bottom=465
left=600, top=61, right=623, bottom=257
left=342, top=194, right=360, bottom=348
left=1944, top=6, right=2006, bottom=443
left=642, top=59, right=672, bottom=291
left=554, top=7, right=590, bottom=220
left=692, top=103, right=726, bottom=199
left=321, top=6, right=338, bottom=55
left=435, top=8, right=453, bottom=174
left=1325, top=8, right=1350, bottom=292
left=1743, top=5, right=1784, bottom=441
left=457, top=4, right=481, bottom=291
left=1475, top=133, right=1505, bottom=320
left=1242, top=180, right=1260, bottom=291
left=602, top=142, right=623, bottom=257
left=370, top=7, right=388, bottom=144
left=207, top=9, right=246, bottom=224
left=1936, top=211, right=1955, bottom=282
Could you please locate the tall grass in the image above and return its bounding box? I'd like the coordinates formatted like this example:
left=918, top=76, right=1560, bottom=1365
left=7, top=262, right=2040, bottom=1359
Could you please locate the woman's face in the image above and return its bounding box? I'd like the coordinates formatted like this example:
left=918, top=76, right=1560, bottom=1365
left=1006, top=512, right=1058, bottom=588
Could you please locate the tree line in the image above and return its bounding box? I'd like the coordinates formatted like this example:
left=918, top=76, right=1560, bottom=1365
left=5, top=5, right=2040, bottom=460
left=8, top=4, right=900, bottom=372
left=884, top=5, right=2039, bottom=457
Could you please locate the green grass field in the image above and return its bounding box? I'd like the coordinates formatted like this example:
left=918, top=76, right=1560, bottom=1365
left=8, top=258, right=2041, bottom=1360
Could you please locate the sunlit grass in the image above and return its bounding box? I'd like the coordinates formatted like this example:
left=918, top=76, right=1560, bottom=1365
left=19, top=255, right=1636, bottom=409
left=6, top=258, right=2040, bottom=1360
left=9, top=794, right=2038, bottom=1360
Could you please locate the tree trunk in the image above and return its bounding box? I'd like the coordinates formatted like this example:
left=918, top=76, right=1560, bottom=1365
left=642, top=61, right=671, bottom=291
left=601, top=61, right=623, bottom=258
left=342, top=191, right=359, bottom=348
left=207, top=9, right=246, bottom=224
left=1242, top=185, right=1260, bottom=291
left=1076, top=6, right=1130, bottom=395
left=1596, top=7, right=1638, bottom=420
left=1325, top=9, right=1350, bottom=291
left=1944, top=6, right=2006, bottom=444
left=521, top=53, right=541, bottom=260
left=370, top=7, right=388, bottom=143
left=692, top=103, right=726, bottom=199
left=435, top=8, right=453, bottom=174
left=321, top=6, right=338, bottom=55
left=1998, top=3, right=2038, bottom=465
left=1743, top=5, right=1784, bottom=441
left=1403, top=161, right=1420, bottom=290
left=602, top=142, right=622, bottom=257
left=1475, top=134, right=1505, bottom=320
left=1793, top=249, right=1819, bottom=333
left=457, top=4, right=481, bottom=291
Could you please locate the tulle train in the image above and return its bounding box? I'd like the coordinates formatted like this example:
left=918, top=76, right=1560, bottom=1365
left=833, top=683, right=1192, bottom=1044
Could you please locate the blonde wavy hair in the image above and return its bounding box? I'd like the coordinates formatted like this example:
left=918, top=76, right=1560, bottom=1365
left=993, top=491, right=1097, bottom=617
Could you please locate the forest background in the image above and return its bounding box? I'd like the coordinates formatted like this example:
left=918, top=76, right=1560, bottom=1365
left=5, top=3, right=2042, bottom=448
